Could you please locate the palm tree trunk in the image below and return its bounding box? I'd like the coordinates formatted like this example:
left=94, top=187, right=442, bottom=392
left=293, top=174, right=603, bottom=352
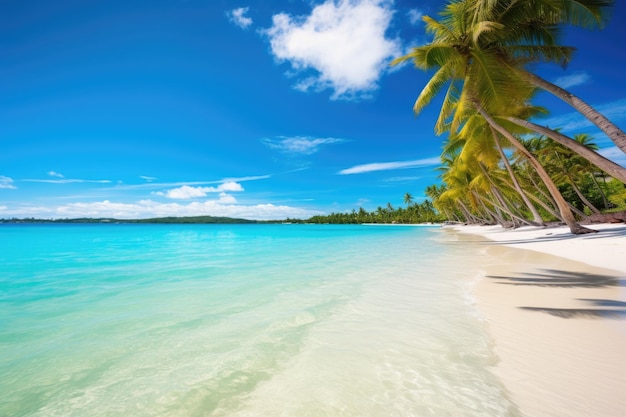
left=526, top=170, right=560, bottom=213
left=458, top=200, right=483, bottom=224
left=567, top=174, right=601, bottom=214
left=491, top=185, right=531, bottom=227
left=566, top=200, right=587, bottom=218
left=475, top=161, right=527, bottom=226
left=521, top=185, right=565, bottom=222
left=473, top=100, right=596, bottom=234
left=507, top=117, right=626, bottom=183
left=491, top=127, right=545, bottom=225
left=589, top=172, right=610, bottom=209
left=522, top=71, right=626, bottom=154
left=486, top=187, right=534, bottom=227
left=476, top=194, right=502, bottom=225
left=502, top=176, right=566, bottom=222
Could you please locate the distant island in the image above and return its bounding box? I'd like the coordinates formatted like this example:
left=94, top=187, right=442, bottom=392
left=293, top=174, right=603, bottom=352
left=0, top=216, right=260, bottom=224
left=0, top=200, right=445, bottom=225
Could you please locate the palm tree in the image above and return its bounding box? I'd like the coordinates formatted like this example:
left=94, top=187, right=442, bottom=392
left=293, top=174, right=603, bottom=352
left=572, top=134, right=611, bottom=209
left=393, top=0, right=594, bottom=233
left=505, top=116, right=626, bottom=183
left=535, top=135, right=602, bottom=214
left=403, top=192, right=414, bottom=206
left=469, top=0, right=626, bottom=153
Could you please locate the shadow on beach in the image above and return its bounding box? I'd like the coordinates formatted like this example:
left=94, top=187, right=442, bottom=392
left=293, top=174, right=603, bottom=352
left=486, top=268, right=626, bottom=288
left=519, top=299, right=626, bottom=319
left=487, top=270, right=626, bottom=319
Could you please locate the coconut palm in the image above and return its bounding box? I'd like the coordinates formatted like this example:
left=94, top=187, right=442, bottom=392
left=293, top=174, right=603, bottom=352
left=393, top=0, right=594, bottom=233
left=468, top=0, right=626, bottom=153
left=534, top=135, right=602, bottom=213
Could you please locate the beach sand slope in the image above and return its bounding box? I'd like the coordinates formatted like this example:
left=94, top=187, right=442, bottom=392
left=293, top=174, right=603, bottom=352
left=453, top=224, right=626, bottom=417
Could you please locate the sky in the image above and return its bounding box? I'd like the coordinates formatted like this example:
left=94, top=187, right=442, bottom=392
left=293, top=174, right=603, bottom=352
left=1, top=0, right=625, bottom=220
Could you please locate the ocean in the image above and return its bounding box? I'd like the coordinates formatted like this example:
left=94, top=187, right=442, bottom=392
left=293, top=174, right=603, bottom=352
left=0, top=224, right=520, bottom=416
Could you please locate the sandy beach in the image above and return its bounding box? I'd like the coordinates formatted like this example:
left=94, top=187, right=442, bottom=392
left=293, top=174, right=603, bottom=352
left=451, top=223, right=626, bottom=417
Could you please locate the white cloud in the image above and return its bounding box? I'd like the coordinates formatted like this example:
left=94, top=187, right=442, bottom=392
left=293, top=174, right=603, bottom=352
left=228, top=7, right=253, bottom=29
left=265, top=0, right=401, bottom=99
left=598, top=146, right=626, bottom=167
left=383, top=175, right=422, bottom=182
left=23, top=178, right=111, bottom=184
left=339, top=156, right=441, bottom=174
left=3, top=199, right=322, bottom=221
left=262, top=136, right=344, bottom=155
left=0, top=205, right=6, bottom=211
left=107, top=175, right=271, bottom=191
left=140, top=176, right=157, bottom=182
left=156, top=182, right=245, bottom=199
left=553, top=72, right=590, bottom=89
left=407, top=9, right=423, bottom=25
left=0, top=176, right=16, bottom=189
left=48, top=171, right=64, bottom=178
left=218, top=193, right=237, bottom=204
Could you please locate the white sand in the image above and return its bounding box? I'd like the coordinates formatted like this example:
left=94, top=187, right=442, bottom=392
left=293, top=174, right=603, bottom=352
left=451, top=223, right=626, bottom=417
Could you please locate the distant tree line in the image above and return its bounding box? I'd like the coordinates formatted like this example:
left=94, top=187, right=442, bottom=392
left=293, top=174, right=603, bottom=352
left=304, top=198, right=443, bottom=224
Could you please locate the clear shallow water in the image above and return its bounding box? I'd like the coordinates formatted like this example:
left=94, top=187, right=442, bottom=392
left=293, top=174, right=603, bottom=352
left=0, top=224, right=519, bottom=416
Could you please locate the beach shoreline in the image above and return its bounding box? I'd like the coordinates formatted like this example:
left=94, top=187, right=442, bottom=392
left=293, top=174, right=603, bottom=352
left=449, top=223, right=626, bottom=417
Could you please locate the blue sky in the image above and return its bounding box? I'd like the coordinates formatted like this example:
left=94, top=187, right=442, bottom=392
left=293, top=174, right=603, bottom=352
left=1, top=0, right=625, bottom=220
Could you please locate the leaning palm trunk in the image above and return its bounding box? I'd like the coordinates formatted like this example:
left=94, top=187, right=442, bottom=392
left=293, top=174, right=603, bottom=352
left=522, top=72, right=626, bottom=154
left=491, top=186, right=531, bottom=227
left=473, top=101, right=596, bottom=234
left=525, top=169, right=560, bottom=214
left=476, top=161, right=529, bottom=226
left=476, top=194, right=503, bottom=225
left=458, top=200, right=484, bottom=224
left=566, top=173, right=601, bottom=214
left=505, top=174, right=563, bottom=221
left=491, top=128, right=545, bottom=225
left=507, top=117, right=626, bottom=183
left=589, top=172, right=610, bottom=209
left=486, top=187, right=534, bottom=227
left=502, top=175, right=566, bottom=222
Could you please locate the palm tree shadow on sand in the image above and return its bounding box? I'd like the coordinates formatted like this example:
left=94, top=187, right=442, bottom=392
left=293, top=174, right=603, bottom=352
left=486, top=269, right=626, bottom=319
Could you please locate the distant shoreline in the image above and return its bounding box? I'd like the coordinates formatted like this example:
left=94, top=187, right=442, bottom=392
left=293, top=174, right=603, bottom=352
left=0, top=217, right=445, bottom=226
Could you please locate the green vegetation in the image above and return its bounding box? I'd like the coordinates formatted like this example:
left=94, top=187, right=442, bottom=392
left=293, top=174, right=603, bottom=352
left=305, top=200, right=443, bottom=224
left=390, top=0, right=626, bottom=233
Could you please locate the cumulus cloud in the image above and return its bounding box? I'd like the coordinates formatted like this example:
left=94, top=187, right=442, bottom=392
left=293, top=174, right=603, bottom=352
left=48, top=171, right=64, bottom=178
left=339, top=156, right=440, bottom=174
left=228, top=7, right=253, bottom=29
left=265, top=0, right=401, bottom=99
left=0, top=176, right=16, bottom=189
left=156, top=182, right=244, bottom=199
left=3, top=199, right=322, bottom=221
left=218, top=193, right=237, bottom=204
left=553, top=72, right=590, bottom=89
left=407, top=9, right=423, bottom=25
left=262, top=136, right=344, bottom=155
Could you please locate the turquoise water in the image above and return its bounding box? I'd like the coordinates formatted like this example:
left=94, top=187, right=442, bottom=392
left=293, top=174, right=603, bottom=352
left=0, top=224, right=518, bottom=416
